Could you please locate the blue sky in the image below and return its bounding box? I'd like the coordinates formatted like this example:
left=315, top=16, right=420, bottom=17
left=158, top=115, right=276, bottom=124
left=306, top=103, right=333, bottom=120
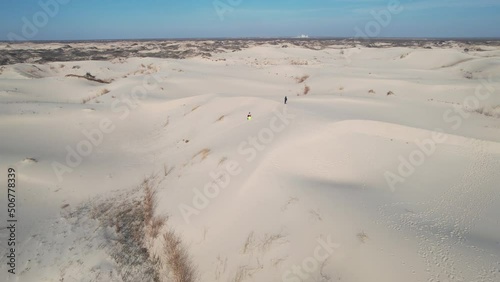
left=1, top=0, right=499, bottom=40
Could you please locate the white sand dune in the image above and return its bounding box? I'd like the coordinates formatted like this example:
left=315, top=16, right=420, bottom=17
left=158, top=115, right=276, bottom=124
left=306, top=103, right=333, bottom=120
left=1, top=42, right=500, bottom=282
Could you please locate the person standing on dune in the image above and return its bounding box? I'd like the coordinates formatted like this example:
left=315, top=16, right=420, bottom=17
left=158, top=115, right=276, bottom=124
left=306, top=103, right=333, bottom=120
left=247, top=112, right=252, bottom=120
left=284, top=96, right=288, bottom=104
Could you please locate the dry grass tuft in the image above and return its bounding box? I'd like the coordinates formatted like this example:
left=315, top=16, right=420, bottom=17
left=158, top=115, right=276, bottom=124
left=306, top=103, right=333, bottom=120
left=320, top=258, right=331, bottom=280
left=232, top=263, right=262, bottom=282
left=164, top=116, right=170, bottom=128
left=66, top=73, right=112, bottom=84
left=242, top=232, right=255, bottom=254
left=215, top=255, right=228, bottom=280
left=387, top=91, right=395, bottom=96
left=141, top=175, right=198, bottom=281
left=295, top=75, right=310, bottom=83
left=259, top=232, right=287, bottom=252
left=193, top=148, right=211, bottom=161
left=303, top=85, right=311, bottom=95
left=82, top=88, right=111, bottom=104
left=357, top=231, right=369, bottom=243
left=143, top=176, right=167, bottom=239
left=150, top=215, right=167, bottom=239
left=368, top=89, right=375, bottom=94
left=163, top=230, right=197, bottom=282
left=83, top=188, right=161, bottom=281
left=216, top=115, right=225, bottom=122
left=82, top=96, right=92, bottom=104
left=281, top=197, right=299, bottom=211
left=271, top=257, right=287, bottom=267
left=471, top=105, right=500, bottom=118
left=23, top=157, right=38, bottom=163
left=233, top=266, right=250, bottom=282
left=218, top=157, right=228, bottom=166
left=67, top=173, right=199, bottom=281
left=309, top=209, right=322, bottom=221
left=143, top=178, right=157, bottom=229
left=164, top=164, right=174, bottom=177
left=191, top=105, right=200, bottom=112
left=290, top=60, right=309, bottom=66
left=464, top=71, right=473, bottom=79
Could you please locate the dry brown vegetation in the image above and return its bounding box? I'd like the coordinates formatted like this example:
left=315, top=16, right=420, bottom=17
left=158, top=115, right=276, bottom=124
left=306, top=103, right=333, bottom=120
left=218, top=157, right=228, bottom=166
left=259, top=232, right=287, bottom=252
left=387, top=91, right=395, bottom=96
left=216, top=115, right=225, bottom=122
left=281, top=197, right=299, bottom=211
left=193, top=148, right=211, bottom=161
left=143, top=177, right=167, bottom=239
left=82, top=88, right=111, bottom=104
left=66, top=73, right=112, bottom=84
left=163, top=116, right=170, bottom=128
left=131, top=63, right=159, bottom=75
left=368, top=89, right=376, bottom=94
left=143, top=175, right=197, bottom=281
left=303, top=85, right=311, bottom=95
left=242, top=232, right=255, bottom=254
left=357, top=231, right=369, bottom=243
left=67, top=174, right=198, bottom=281
left=309, top=209, right=322, bottom=221
left=85, top=187, right=161, bottom=280
left=164, top=164, right=174, bottom=177
left=295, top=75, right=310, bottom=83
left=241, top=231, right=287, bottom=254
left=163, top=230, right=197, bottom=282
left=3, top=39, right=499, bottom=66
left=233, top=265, right=259, bottom=282
left=23, top=157, right=38, bottom=163
left=471, top=105, right=500, bottom=118
left=82, top=96, right=92, bottom=104
left=290, top=59, right=309, bottom=66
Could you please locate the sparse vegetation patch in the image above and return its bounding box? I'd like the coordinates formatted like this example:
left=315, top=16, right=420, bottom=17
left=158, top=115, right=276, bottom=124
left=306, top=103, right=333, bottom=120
left=295, top=75, right=310, bottom=83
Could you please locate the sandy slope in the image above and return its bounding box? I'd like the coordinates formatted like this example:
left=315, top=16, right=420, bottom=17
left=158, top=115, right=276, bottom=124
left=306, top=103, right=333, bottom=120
left=1, top=43, right=500, bottom=282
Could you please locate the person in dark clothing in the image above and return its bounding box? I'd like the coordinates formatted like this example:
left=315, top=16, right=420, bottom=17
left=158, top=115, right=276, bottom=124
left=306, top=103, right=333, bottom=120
left=284, top=96, right=288, bottom=104
left=247, top=112, right=252, bottom=120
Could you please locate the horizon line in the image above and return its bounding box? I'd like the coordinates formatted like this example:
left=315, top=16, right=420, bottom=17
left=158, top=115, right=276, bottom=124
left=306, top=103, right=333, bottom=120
left=3, top=36, right=500, bottom=43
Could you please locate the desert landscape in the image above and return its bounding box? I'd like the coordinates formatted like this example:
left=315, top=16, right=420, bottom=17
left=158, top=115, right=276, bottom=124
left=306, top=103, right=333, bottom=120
left=1, top=39, right=500, bottom=282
